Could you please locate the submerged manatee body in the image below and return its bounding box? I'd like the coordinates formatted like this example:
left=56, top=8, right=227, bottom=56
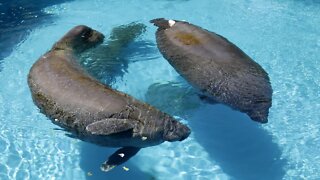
left=151, top=18, right=272, bottom=123
left=27, top=25, right=190, bottom=171
left=80, top=22, right=147, bottom=84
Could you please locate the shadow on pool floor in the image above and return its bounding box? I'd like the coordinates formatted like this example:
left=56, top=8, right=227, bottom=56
left=190, top=104, right=287, bottom=180
left=145, top=83, right=287, bottom=180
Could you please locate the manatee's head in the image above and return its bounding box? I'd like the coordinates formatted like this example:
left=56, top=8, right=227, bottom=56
left=53, top=25, right=105, bottom=53
left=163, top=116, right=191, bottom=142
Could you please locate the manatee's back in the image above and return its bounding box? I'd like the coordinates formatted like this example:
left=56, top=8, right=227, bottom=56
left=28, top=50, right=129, bottom=131
left=152, top=19, right=272, bottom=123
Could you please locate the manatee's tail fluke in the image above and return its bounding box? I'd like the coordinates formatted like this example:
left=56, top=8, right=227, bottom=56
left=150, top=18, right=170, bottom=30
left=100, top=147, right=141, bottom=172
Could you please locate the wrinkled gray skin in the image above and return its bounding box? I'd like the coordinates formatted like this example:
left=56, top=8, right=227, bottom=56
left=151, top=18, right=272, bottom=123
left=27, top=25, right=190, bottom=171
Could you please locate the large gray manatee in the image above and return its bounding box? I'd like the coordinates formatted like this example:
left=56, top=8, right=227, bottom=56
left=27, top=25, right=190, bottom=171
left=151, top=18, right=272, bottom=123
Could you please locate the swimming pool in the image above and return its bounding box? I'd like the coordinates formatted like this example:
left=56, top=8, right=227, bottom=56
left=0, top=0, right=319, bottom=179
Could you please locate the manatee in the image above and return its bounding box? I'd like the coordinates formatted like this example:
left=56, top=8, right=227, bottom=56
left=80, top=22, right=147, bottom=84
left=27, top=25, right=190, bottom=171
left=151, top=18, right=272, bottom=123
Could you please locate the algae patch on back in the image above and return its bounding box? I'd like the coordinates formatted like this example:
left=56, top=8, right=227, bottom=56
left=174, top=32, right=201, bottom=45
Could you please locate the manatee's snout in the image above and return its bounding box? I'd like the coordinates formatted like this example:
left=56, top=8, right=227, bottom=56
left=88, top=29, right=105, bottom=45
left=177, top=124, right=191, bottom=141
left=163, top=118, right=191, bottom=142
left=58, top=25, right=105, bottom=53
left=79, top=28, right=105, bottom=50
left=248, top=109, right=269, bottom=124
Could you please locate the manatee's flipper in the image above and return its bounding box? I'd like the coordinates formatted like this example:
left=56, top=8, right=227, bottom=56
left=65, top=133, right=78, bottom=139
left=85, top=118, right=135, bottom=136
left=101, top=147, right=141, bottom=172
left=53, top=128, right=66, bottom=131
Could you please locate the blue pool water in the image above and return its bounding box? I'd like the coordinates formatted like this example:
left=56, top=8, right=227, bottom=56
left=0, top=0, right=319, bottom=179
